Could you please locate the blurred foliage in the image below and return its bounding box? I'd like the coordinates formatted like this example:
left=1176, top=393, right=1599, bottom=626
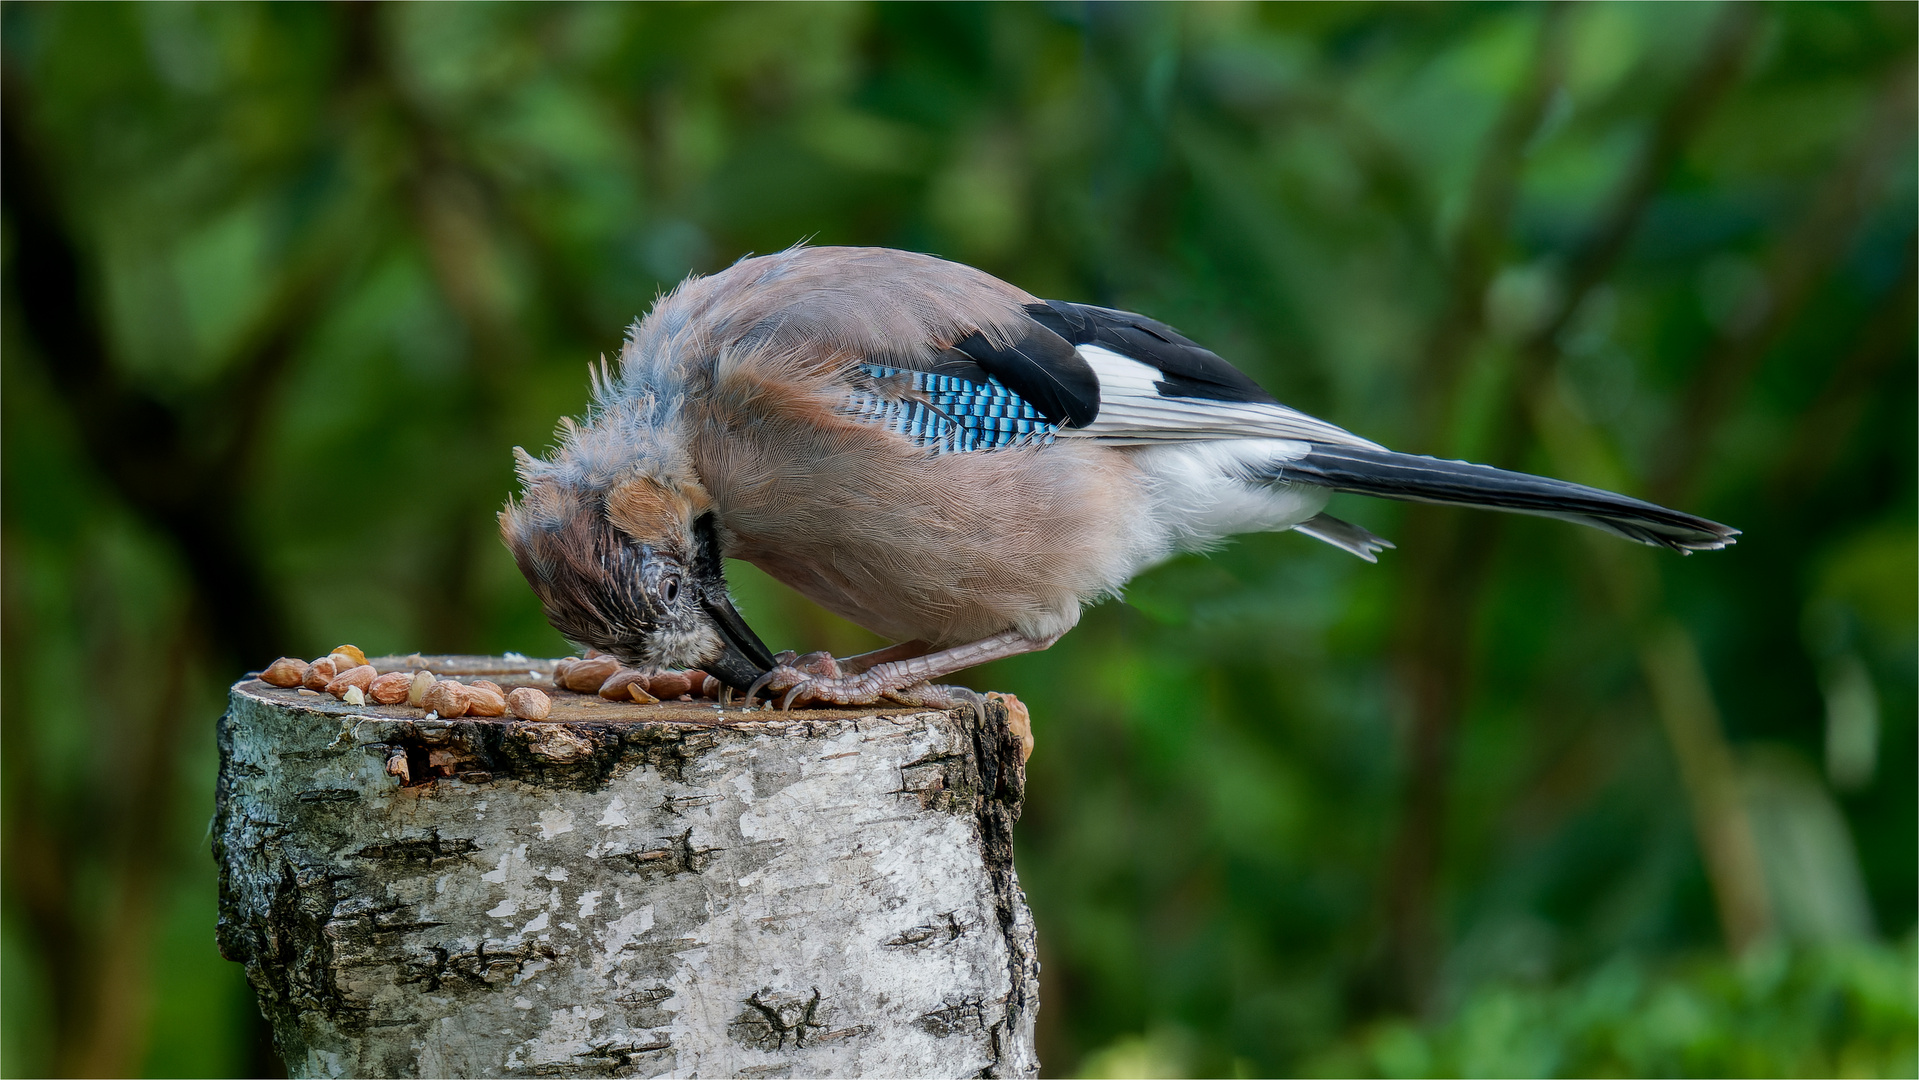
left=1, top=3, right=1912, bottom=1077
left=1080, top=938, right=1919, bottom=1078
left=1322, top=938, right=1919, bottom=1079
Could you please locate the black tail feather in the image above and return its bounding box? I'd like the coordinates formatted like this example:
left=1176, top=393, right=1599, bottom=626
left=1260, top=446, right=1738, bottom=553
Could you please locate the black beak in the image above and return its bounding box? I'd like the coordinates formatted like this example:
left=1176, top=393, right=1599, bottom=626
left=692, top=513, right=775, bottom=690
left=701, top=590, right=776, bottom=689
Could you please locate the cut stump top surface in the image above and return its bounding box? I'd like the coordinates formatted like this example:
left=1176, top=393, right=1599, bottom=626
left=241, top=653, right=928, bottom=726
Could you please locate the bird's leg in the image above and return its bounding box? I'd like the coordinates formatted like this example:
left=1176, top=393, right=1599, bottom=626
left=785, top=639, right=933, bottom=681
left=748, top=630, right=1059, bottom=709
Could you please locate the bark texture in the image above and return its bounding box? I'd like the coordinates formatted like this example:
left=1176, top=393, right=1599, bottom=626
left=215, top=657, right=1039, bottom=1078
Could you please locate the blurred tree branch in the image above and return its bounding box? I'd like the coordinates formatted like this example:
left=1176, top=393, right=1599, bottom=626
left=1, top=45, right=357, bottom=1080
left=1652, top=57, right=1919, bottom=505
left=341, top=2, right=600, bottom=652
left=68, top=618, right=201, bottom=1077
left=1770, top=229, right=1918, bottom=503
left=0, top=536, right=207, bottom=1076
left=1406, top=7, right=1575, bottom=437
left=0, top=555, right=85, bottom=1072
left=1520, top=45, right=1915, bottom=961
left=1376, top=1, right=1761, bottom=1011
left=1369, top=2, right=1573, bottom=1013
left=0, top=82, right=356, bottom=667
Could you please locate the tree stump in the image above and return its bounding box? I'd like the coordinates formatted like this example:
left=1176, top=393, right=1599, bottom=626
left=214, top=656, right=1040, bottom=1079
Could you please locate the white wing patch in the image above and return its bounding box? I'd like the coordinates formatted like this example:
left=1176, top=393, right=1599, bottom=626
left=1065, top=345, right=1384, bottom=450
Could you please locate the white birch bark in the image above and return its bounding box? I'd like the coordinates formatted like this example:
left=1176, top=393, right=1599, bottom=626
left=214, top=656, right=1039, bottom=1079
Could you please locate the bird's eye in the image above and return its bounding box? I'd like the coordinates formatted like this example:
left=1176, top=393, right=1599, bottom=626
left=660, top=575, right=681, bottom=605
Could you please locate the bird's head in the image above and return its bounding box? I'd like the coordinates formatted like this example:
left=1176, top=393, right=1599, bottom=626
left=498, top=413, right=775, bottom=689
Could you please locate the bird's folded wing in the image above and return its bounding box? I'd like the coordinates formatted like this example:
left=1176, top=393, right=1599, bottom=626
left=843, top=296, right=1383, bottom=452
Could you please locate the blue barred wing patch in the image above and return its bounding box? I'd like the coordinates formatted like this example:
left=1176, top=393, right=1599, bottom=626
left=841, top=363, right=1058, bottom=453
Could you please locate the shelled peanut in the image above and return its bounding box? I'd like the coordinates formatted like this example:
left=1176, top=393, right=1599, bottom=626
left=551, top=655, right=718, bottom=703
left=420, top=680, right=469, bottom=717
left=505, top=687, right=550, bottom=720
left=301, top=657, right=337, bottom=689
left=259, top=657, right=310, bottom=687
left=368, top=672, right=412, bottom=705
left=407, top=671, right=436, bottom=707
left=466, top=681, right=508, bottom=717
left=324, top=664, right=376, bottom=698
left=254, top=648, right=557, bottom=722
left=650, top=671, right=694, bottom=699
left=259, top=651, right=361, bottom=694
left=555, top=655, right=620, bottom=693
left=597, top=669, right=656, bottom=704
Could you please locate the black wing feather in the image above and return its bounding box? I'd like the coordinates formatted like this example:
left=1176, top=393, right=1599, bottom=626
left=1025, top=300, right=1277, bottom=405
left=948, top=326, right=1099, bottom=428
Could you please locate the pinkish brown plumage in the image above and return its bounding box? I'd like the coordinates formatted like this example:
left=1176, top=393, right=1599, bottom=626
left=501, top=246, right=1735, bottom=708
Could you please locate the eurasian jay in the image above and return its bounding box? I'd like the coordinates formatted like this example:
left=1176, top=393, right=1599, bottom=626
left=501, top=246, right=1736, bottom=709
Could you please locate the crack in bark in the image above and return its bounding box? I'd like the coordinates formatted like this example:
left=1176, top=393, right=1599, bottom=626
left=604, top=828, right=719, bottom=877
left=733, top=988, right=824, bottom=1051
left=885, top=911, right=966, bottom=948
left=657, top=792, right=725, bottom=816
left=579, top=1035, right=674, bottom=1070
left=401, top=938, right=562, bottom=993
left=916, top=998, right=990, bottom=1038
left=351, top=830, right=481, bottom=868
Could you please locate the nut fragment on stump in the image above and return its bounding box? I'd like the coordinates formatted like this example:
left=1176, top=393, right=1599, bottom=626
left=505, top=686, right=550, bottom=720
left=303, top=656, right=338, bottom=690
left=648, top=671, right=693, bottom=700
left=215, top=655, right=1040, bottom=1078
left=464, top=683, right=508, bottom=717
left=598, top=669, right=651, bottom=702
left=420, top=680, right=469, bottom=718
left=368, top=671, right=412, bottom=705
left=324, top=664, right=377, bottom=699
left=559, top=654, right=620, bottom=693
left=260, top=657, right=309, bottom=688
left=406, top=670, right=436, bottom=707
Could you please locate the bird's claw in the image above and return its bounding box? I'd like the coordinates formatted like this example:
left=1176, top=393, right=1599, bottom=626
left=741, top=656, right=980, bottom=716
left=744, top=651, right=849, bottom=708
left=743, top=668, right=783, bottom=707
left=743, top=663, right=828, bottom=708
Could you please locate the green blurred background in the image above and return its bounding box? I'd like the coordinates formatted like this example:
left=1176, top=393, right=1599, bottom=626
left=3, top=2, right=1914, bottom=1076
